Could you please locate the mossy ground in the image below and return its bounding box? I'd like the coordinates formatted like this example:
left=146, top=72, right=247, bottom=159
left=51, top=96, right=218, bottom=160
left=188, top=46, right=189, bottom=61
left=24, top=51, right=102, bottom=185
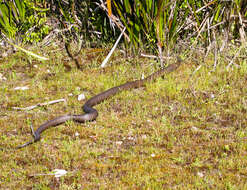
left=0, top=46, right=247, bottom=189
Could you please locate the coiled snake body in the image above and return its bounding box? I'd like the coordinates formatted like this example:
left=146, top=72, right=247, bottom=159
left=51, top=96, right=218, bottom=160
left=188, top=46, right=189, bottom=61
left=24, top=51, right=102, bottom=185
left=12, top=58, right=181, bottom=149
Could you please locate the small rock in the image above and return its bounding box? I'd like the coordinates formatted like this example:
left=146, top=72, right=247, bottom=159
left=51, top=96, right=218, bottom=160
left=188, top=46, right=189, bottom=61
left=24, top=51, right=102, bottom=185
left=127, top=136, right=135, bottom=141
left=0, top=73, right=6, bottom=81
left=197, top=172, right=204, bottom=177
left=191, top=126, right=199, bottom=132
left=142, top=135, right=147, bottom=139
left=1, top=52, right=8, bottom=57
left=116, top=141, right=123, bottom=145
left=141, top=73, right=145, bottom=79
left=78, top=93, right=85, bottom=101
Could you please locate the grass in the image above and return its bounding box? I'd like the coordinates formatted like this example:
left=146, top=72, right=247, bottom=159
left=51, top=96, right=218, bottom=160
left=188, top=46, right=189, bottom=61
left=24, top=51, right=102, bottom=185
left=0, top=46, right=247, bottom=189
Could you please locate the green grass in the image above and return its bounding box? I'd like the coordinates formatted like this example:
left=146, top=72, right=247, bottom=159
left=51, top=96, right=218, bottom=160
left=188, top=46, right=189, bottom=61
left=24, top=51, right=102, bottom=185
left=0, top=46, right=247, bottom=189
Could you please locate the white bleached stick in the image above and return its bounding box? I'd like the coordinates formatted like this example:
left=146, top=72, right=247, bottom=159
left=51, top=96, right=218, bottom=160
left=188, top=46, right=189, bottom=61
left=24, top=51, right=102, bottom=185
left=101, top=27, right=126, bottom=68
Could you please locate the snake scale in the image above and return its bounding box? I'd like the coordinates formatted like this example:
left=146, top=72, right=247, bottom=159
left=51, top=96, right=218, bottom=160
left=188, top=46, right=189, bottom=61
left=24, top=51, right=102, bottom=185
left=9, top=58, right=181, bottom=149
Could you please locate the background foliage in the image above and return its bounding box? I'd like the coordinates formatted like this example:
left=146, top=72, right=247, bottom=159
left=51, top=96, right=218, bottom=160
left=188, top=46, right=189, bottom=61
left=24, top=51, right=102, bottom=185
left=0, top=0, right=246, bottom=53
left=0, top=0, right=49, bottom=42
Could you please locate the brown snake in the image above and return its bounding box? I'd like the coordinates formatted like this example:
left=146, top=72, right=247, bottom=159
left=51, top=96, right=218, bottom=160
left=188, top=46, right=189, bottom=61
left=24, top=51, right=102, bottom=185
left=5, top=58, right=181, bottom=149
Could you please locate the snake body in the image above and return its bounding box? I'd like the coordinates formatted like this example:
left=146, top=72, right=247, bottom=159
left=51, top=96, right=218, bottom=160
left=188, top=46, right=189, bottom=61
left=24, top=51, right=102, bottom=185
left=15, top=59, right=181, bottom=149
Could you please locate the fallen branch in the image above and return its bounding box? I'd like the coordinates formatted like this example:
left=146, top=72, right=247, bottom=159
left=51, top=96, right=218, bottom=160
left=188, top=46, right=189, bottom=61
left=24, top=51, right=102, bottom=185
left=12, top=99, right=66, bottom=111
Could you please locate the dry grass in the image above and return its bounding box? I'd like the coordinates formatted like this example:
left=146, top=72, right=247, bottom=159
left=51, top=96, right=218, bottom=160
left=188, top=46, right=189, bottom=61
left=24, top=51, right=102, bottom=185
left=0, top=46, right=247, bottom=189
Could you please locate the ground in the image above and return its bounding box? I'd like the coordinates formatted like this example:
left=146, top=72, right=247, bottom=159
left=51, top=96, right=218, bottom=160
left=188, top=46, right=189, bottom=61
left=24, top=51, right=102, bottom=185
left=0, top=46, right=247, bottom=189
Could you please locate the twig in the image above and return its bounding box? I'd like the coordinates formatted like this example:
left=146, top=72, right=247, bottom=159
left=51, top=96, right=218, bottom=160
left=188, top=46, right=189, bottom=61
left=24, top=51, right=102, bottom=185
left=29, top=170, right=77, bottom=178
left=195, top=0, right=217, bottom=13
left=220, top=28, right=228, bottom=52
left=12, top=99, right=66, bottom=111
left=101, top=27, right=126, bottom=68
left=192, top=65, right=202, bottom=75
left=140, top=53, right=173, bottom=60
left=238, top=11, right=246, bottom=43
left=190, top=15, right=208, bottom=49
left=213, top=30, right=218, bottom=70
left=41, top=24, right=79, bottom=46
left=205, top=17, right=212, bottom=58
left=226, top=46, right=242, bottom=70
left=30, top=121, right=35, bottom=137
left=141, top=53, right=157, bottom=59
left=157, top=43, right=164, bottom=68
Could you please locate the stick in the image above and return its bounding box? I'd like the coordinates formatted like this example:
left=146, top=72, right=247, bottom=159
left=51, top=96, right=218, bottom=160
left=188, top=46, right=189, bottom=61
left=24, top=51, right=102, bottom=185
left=12, top=99, right=66, bottom=111
left=101, top=27, right=126, bottom=68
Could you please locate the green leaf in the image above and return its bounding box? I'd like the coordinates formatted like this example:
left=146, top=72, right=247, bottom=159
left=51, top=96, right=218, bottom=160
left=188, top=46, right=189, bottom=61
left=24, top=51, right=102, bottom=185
left=14, top=0, right=25, bottom=21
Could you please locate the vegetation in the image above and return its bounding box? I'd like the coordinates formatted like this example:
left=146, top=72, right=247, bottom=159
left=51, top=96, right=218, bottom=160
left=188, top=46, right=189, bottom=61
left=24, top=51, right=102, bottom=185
left=0, top=0, right=247, bottom=189
left=1, top=1, right=246, bottom=50
left=0, top=47, right=247, bottom=189
left=0, top=0, right=49, bottom=42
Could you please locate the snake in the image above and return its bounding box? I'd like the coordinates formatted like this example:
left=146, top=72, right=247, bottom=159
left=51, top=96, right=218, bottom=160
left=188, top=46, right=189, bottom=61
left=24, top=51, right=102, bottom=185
left=4, top=58, right=181, bottom=149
